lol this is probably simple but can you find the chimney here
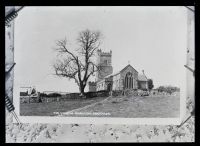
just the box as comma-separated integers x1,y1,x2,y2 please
142,70,148,79
142,70,144,75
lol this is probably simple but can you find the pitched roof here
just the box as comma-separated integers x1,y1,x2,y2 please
120,64,138,73
102,64,138,79
98,64,140,82
138,74,148,81
112,64,138,77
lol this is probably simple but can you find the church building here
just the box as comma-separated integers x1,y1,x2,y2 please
88,49,149,92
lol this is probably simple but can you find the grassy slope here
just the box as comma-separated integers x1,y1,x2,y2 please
68,93,180,118
20,93,180,118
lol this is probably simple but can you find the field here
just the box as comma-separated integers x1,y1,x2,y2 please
20,92,180,118
66,93,180,118
20,96,108,116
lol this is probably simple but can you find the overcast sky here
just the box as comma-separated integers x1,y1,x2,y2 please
14,6,187,92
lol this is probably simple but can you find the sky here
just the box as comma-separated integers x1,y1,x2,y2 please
14,6,187,92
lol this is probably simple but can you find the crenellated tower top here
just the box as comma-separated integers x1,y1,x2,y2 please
96,49,113,81
97,49,112,56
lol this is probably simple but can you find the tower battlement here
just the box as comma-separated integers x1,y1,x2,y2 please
97,49,112,56
96,49,113,81
88,81,96,85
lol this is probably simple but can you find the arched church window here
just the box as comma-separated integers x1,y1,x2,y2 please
132,77,133,88
104,60,107,65
126,76,128,88
130,77,132,89
125,72,133,89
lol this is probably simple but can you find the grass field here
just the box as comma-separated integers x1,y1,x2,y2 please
20,96,108,116
20,93,180,118
65,93,180,118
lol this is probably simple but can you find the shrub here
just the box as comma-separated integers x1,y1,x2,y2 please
157,86,180,95
147,79,154,90
112,101,119,104
137,89,150,96
112,90,123,97
124,89,138,96
123,98,128,101
96,90,109,97
40,93,48,97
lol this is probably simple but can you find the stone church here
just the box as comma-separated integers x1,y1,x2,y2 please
88,49,149,92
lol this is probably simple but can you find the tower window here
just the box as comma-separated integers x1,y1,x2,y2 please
104,60,108,65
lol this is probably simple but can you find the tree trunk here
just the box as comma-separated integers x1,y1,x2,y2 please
79,85,86,98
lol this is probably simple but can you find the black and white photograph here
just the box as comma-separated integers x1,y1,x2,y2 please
10,6,190,124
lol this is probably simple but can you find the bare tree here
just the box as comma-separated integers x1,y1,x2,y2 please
53,29,101,96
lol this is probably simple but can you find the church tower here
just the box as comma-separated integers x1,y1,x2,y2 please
96,49,113,81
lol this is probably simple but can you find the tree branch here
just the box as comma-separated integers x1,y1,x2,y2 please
53,29,102,95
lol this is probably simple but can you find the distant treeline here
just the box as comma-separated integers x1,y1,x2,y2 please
156,86,180,94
